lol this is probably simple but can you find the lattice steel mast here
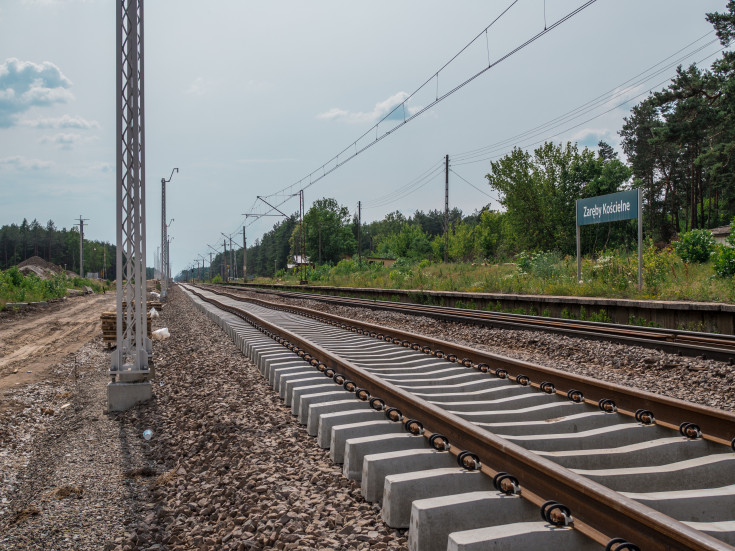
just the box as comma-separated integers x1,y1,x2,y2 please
112,0,150,376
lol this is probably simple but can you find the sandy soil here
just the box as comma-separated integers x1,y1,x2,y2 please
0,294,115,410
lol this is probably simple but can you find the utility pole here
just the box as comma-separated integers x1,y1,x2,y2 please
208,252,213,281
242,226,248,283
444,154,449,264
299,189,307,284
161,168,178,299
223,238,228,282
198,254,205,282
230,236,235,279
358,201,362,264
221,232,236,280
74,215,89,277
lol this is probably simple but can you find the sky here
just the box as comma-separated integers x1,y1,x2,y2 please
0,0,730,274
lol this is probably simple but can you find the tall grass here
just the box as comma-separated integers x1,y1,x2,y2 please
258,247,735,303
0,266,107,310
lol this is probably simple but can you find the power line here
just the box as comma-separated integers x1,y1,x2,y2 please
451,34,726,166
244,0,598,222
362,162,444,210
449,168,498,202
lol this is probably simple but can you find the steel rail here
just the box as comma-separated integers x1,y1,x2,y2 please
204,285,735,446
221,283,735,361
186,286,734,551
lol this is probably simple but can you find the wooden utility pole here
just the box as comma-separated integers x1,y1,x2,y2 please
75,215,89,277
223,238,228,282
444,155,449,263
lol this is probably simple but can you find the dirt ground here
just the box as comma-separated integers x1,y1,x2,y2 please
0,293,115,407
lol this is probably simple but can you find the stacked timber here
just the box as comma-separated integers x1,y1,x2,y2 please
101,311,152,348
121,300,163,311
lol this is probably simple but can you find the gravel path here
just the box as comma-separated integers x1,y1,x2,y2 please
234,290,735,412
0,337,147,550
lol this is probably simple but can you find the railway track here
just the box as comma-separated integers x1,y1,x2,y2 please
217,283,735,362
181,284,735,551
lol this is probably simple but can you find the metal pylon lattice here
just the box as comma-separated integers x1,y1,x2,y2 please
112,0,150,376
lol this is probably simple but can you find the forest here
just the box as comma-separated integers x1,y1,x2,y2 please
0,218,115,277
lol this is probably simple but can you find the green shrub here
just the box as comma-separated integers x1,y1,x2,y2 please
673,229,716,263
713,245,735,277
212,274,223,283
516,251,562,278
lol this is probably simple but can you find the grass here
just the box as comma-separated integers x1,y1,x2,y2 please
0,265,110,311
251,247,735,304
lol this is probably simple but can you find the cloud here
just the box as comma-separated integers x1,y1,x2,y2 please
0,58,74,128
318,91,421,124
21,114,99,129
0,155,53,170
570,127,613,145
38,132,97,149
186,76,211,96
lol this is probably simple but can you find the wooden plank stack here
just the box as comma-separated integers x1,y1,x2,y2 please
101,312,152,348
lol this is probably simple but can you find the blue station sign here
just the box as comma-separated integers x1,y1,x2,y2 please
576,189,639,226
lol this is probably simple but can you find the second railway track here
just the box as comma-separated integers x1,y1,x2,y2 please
182,284,735,551
217,283,735,363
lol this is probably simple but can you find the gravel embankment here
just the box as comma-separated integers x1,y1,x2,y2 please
2,286,408,550
237,291,735,412
116,285,407,551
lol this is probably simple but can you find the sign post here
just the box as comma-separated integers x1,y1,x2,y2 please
575,189,642,289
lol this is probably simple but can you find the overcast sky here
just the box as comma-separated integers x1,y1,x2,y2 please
0,0,728,273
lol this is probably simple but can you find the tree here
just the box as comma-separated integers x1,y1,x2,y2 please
297,198,356,265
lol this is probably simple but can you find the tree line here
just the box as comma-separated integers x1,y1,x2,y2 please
0,218,116,277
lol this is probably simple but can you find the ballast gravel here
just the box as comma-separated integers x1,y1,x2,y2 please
237,290,735,413
114,285,408,551
1,285,408,550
